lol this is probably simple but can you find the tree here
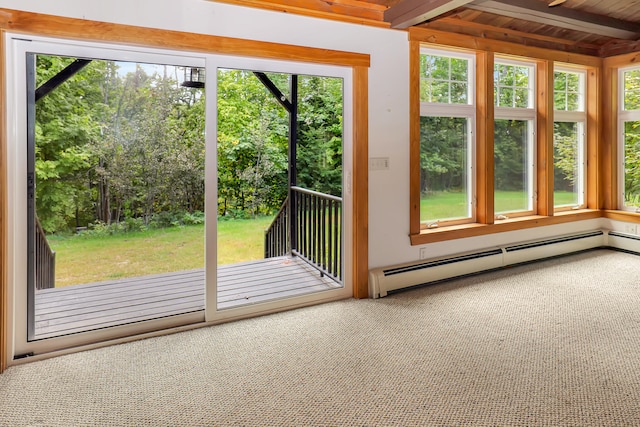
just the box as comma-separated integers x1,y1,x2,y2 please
35,55,109,232
296,75,343,196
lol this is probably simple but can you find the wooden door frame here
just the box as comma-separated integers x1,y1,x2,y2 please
0,8,370,372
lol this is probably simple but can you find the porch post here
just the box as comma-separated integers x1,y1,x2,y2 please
288,75,298,255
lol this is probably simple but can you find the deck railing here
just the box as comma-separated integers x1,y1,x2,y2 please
264,196,289,259
264,187,342,283
35,217,56,290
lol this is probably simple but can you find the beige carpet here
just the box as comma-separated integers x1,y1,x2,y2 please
2,249,640,426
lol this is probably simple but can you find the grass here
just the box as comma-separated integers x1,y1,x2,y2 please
420,190,578,222
47,216,273,287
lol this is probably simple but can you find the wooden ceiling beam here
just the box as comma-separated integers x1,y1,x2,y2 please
384,0,476,29
435,16,601,49
467,0,640,40
421,17,601,56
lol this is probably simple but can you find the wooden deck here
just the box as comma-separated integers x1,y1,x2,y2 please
34,256,340,339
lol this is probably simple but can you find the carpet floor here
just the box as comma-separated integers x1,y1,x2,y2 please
1,249,640,426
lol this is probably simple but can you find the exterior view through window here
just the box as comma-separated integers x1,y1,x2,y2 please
621,67,640,210
9,35,353,357
418,49,474,226
215,69,344,310
30,54,206,340
553,68,586,209
27,53,347,340
494,60,535,216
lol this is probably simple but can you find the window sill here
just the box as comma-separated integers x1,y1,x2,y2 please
410,209,602,245
602,210,640,222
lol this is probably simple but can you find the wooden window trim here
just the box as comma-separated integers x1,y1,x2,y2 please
410,209,602,245
537,59,554,216
494,57,537,218
417,48,476,227
208,0,389,28
0,29,6,374
0,9,370,68
410,34,604,245
0,8,371,372
552,65,590,212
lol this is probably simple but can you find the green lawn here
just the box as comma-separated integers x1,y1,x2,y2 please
420,191,577,222
47,216,273,287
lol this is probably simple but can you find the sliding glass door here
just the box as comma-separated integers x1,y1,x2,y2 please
205,54,353,323
6,35,353,358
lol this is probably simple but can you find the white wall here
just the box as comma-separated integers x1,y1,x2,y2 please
0,0,607,271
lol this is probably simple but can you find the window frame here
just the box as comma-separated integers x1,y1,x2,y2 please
418,47,477,228
618,64,640,212
553,66,587,211
493,57,537,218
409,32,602,246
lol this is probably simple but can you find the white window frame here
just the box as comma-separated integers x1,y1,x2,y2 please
494,58,536,217
5,33,354,360
554,66,586,210
618,65,640,212
419,47,476,226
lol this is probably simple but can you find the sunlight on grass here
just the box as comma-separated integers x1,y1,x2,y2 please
421,191,577,222
48,216,273,287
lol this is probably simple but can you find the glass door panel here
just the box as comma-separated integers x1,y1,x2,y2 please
207,56,352,320
26,49,207,341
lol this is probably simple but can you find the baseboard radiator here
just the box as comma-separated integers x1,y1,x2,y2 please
370,230,613,298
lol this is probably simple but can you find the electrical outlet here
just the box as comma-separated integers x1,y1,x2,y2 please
419,247,429,260
623,223,638,235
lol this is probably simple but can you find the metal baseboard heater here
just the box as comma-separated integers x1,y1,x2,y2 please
370,230,640,298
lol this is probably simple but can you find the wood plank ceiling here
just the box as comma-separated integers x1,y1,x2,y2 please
214,0,640,57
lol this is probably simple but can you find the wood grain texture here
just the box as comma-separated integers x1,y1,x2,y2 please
586,66,601,209
602,210,640,223
475,51,494,224
409,26,602,67
409,40,421,235
0,29,6,374
466,0,640,40
352,66,369,298
410,210,602,244
537,60,554,216
34,259,338,339
0,9,370,68
601,58,618,210
385,0,475,29
210,0,389,27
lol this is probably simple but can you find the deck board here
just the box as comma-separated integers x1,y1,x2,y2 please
33,256,340,339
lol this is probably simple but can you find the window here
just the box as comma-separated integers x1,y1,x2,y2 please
494,59,535,216
620,67,640,211
553,68,586,210
419,49,475,226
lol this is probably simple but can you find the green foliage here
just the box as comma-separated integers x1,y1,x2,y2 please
34,56,206,233
494,119,529,193
554,70,581,111
419,54,468,104
296,75,344,196
494,63,531,108
216,69,289,217
624,69,640,111
624,69,640,207
419,116,468,194
554,121,579,194
624,121,640,206
35,57,344,234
